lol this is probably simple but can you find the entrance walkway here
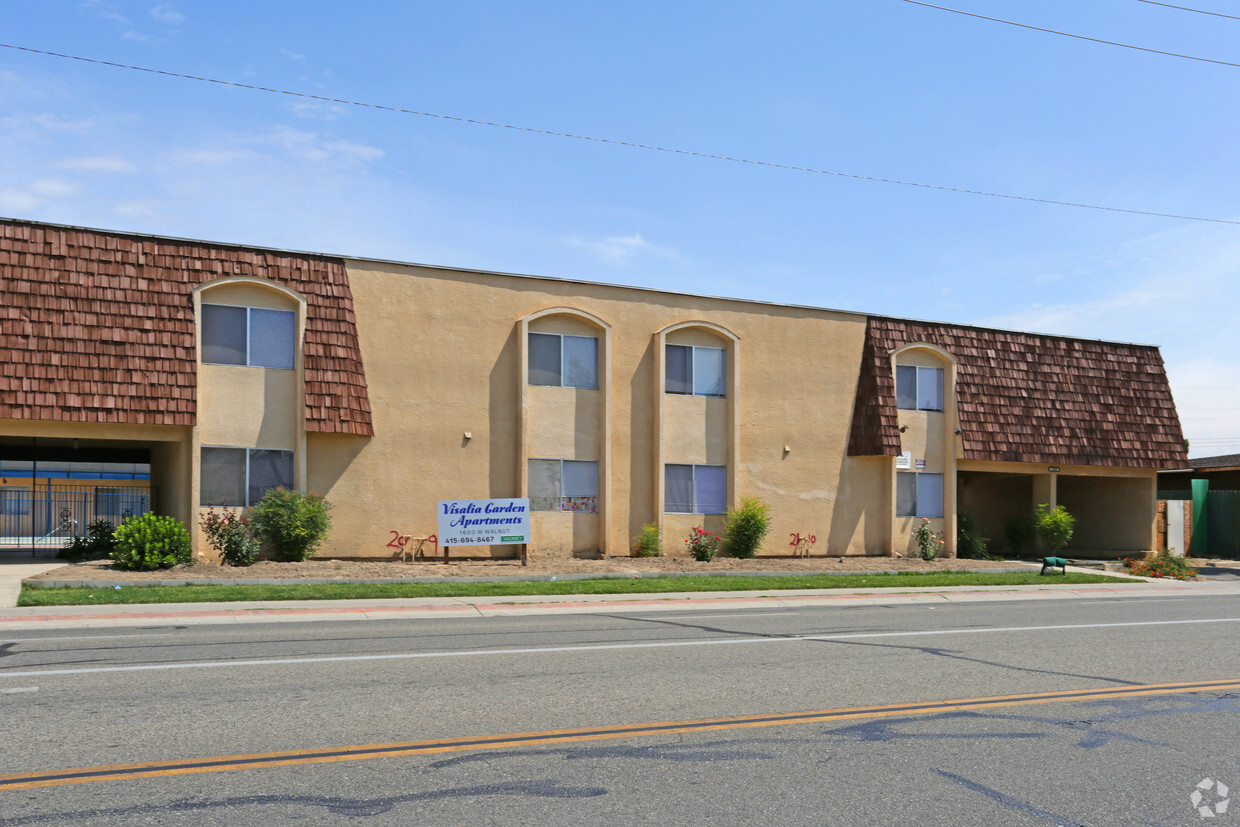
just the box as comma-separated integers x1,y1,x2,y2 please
0,554,68,607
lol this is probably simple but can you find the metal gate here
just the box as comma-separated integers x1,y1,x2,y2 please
0,485,154,552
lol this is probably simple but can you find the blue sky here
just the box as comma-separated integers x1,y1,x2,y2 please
2,1,1238,458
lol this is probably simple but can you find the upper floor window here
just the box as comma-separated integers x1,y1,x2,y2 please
666,345,726,397
529,333,598,389
201,304,296,370
896,365,943,412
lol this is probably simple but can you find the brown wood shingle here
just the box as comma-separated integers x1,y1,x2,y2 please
848,316,1187,469
0,219,372,435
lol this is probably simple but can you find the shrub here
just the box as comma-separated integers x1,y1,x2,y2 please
1004,514,1036,554
111,514,193,571
1034,504,1075,554
685,526,720,562
632,523,662,557
1121,549,1197,580
60,519,117,562
200,509,260,567
956,511,989,559
722,497,771,558
249,488,333,562
913,518,944,560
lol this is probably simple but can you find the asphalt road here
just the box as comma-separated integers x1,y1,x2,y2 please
2,593,1238,825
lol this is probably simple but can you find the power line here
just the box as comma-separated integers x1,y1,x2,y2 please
3,41,1240,226
1137,0,1240,22
904,0,1240,68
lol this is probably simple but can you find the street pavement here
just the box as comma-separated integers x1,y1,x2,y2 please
3,590,1239,824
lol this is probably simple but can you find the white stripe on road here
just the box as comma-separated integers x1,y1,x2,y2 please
2,616,1238,679
0,686,39,694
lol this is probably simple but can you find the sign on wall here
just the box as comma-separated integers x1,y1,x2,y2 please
896,452,912,469
438,498,530,546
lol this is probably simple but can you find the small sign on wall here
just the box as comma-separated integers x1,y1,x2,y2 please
915,458,926,469
438,498,530,546
896,451,912,470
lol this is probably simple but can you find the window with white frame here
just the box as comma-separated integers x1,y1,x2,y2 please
528,459,599,512
666,344,726,397
528,333,599,389
201,304,296,369
664,464,727,514
896,471,944,518
200,447,294,507
896,365,944,412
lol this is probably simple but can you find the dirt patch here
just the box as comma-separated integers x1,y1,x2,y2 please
28,554,1024,582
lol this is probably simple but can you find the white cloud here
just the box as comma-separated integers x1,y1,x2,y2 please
569,233,679,265
322,140,384,163
149,3,184,24
0,112,96,135
0,179,81,212
287,100,346,121
56,156,137,173
281,49,307,62
164,148,262,166
80,0,128,25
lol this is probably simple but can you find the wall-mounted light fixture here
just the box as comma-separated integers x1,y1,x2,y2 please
898,425,909,433
954,427,963,435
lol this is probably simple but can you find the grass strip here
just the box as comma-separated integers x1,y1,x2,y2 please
18,570,1125,606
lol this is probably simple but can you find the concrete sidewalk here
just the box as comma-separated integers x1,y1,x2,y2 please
0,554,67,608
2,574,1237,631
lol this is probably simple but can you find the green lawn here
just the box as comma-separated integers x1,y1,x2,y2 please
18,570,1126,606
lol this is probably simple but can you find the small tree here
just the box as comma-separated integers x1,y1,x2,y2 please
111,514,193,570
249,488,333,562
913,518,944,560
722,497,771,558
1035,504,1074,554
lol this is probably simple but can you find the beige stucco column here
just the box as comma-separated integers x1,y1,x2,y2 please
1033,472,1057,510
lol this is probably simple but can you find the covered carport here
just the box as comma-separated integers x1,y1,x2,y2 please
957,464,1156,558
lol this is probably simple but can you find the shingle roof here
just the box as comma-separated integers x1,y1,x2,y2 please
1186,453,1240,470
0,219,372,435
848,316,1187,469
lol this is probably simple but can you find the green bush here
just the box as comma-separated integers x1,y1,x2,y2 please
200,509,260,567
60,519,117,562
1004,514,1036,554
956,511,989,559
1034,504,1074,553
632,523,662,557
249,488,333,562
685,527,720,562
110,514,193,571
722,497,771,558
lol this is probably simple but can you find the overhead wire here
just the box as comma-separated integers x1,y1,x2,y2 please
903,0,1240,68
1136,0,1240,22
2,41,1239,226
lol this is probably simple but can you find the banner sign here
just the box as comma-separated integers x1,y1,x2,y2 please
438,498,530,546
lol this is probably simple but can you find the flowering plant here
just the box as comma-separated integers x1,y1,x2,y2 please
1120,549,1196,580
686,526,720,561
913,518,944,561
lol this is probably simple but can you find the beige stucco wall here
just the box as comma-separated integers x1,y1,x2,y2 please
305,259,879,559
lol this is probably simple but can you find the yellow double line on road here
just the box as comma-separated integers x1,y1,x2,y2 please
3,678,1237,791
